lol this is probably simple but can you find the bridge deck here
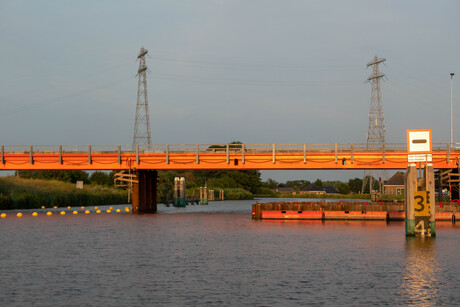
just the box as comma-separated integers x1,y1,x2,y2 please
1,143,459,170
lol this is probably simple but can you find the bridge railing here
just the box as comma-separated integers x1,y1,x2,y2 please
2,143,460,156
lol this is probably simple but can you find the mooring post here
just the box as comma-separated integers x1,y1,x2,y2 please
131,175,139,214
173,177,180,206
405,163,417,236
179,177,186,207
426,163,436,236
405,163,436,237
255,203,262,220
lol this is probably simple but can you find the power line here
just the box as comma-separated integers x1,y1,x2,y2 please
0,77,132,117
149,71,360,87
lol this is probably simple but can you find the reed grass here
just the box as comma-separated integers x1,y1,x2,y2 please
0,177,127,210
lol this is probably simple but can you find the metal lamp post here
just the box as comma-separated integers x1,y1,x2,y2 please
451,72,455,144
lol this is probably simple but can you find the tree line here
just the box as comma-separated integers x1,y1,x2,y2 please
16,170,381,196
263,176,381,194
16,170,116,186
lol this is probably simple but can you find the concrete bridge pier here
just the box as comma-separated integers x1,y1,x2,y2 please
131,170,158,214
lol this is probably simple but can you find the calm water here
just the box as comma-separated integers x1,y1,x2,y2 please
1,198,460,306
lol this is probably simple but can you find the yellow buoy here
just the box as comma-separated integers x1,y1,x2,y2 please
85,210,90,214
116,208,121,213
32,212,38,217
67,206,71,209
73,211,78,215
53,206,58,209
17,212,23,217
94,206,99,210
109,206,113,210
1,213,6,218
46,211,52,216
60,211,66,215
81,206,85,209
125,207,130,212
96,209,101,214
107,209,112,213
41,206,45,209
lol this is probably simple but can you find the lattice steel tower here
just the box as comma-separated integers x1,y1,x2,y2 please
133,47,151,145
362,56,387,194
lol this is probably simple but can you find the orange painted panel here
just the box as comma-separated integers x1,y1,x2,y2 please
261,210,323,220
323,211,387,220
435,212,454,221
388,211,405,220
1,150,460,170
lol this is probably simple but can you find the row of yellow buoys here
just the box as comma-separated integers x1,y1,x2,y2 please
1,207,130,218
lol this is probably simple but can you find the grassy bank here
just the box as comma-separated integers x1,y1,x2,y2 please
0,177,128,210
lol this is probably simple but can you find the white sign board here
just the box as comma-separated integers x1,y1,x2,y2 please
76,181,84,189
407,129,432,154
408,154,432,163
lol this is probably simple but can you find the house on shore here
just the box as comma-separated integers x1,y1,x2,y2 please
299,184,338,195
274,186,297,195
383,172,405,196
323,186,339,194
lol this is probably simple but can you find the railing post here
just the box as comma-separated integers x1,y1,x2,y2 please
136,145,139,165
59,145,62,164
303,143,307,164
118,145,121,164
166,145,169,164
447,143,450,164
382,143,385,164
272,144,276,164
350,143,354,164
334,143,338,164
242,144,245,164
226,144,229,164
88,145,92,164
1,145,4,164
196,144,199,164
30,145,33,165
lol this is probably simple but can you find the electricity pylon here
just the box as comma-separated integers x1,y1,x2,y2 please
362,56,388,195
115,47,151,202
133,47,151,145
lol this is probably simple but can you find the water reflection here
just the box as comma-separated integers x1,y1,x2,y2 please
402,237,440,305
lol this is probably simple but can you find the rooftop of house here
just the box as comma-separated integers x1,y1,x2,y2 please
384,171,405,186
301,184,338,194
277,186,296,192
301,184,324,192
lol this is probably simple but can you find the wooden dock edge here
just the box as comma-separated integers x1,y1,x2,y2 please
252,202,459,223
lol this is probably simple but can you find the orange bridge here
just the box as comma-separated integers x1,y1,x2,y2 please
1,143,459,171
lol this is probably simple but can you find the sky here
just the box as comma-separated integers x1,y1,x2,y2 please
0,0,459,183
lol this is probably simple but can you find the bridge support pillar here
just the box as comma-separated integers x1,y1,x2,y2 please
405,163,435,237
131,170,157,214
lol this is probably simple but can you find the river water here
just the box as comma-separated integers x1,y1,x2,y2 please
1,198,460,306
